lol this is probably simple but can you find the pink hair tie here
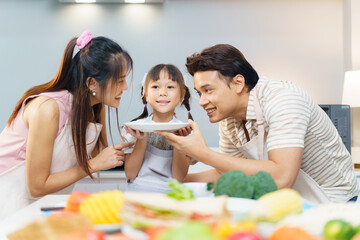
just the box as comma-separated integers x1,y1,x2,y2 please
76,30,92,50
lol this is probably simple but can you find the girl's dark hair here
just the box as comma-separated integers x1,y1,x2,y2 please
186,44,259,91
8,35,133,177
132,64,193,121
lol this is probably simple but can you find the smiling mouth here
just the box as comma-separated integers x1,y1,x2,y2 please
157,101,170,106
205,107,216,115
115,95,121,100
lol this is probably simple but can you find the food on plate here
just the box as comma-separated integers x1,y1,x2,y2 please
7,211,93,240
215,170,254,198
249,171,278,200
145,226,169,240
207,182,215,191
65,191,91,212
227,232,263,240
352,233,360,240
121,192,228,228
59,229,105,240
278,202,360,236
248,188,303,223
155,221,217,240
323,219,355,240
167,179,195,200
355,225,360,235
268,226,319,240
212,220,257,239
79,190,124,224
213,170,278,199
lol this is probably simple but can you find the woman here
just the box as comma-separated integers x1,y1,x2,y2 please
0,30,134,218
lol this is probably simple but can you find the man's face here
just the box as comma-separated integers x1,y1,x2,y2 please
194,71,239,123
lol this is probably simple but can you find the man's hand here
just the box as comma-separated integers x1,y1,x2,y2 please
156,120,208,159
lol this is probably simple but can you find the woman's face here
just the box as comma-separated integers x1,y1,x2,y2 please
90,75,128,108
104,76,128,108
145,69,184,122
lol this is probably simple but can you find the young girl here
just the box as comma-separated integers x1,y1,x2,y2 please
123,64,193,193
0,30,134,218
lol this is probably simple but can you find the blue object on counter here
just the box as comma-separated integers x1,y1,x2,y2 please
302,202,313,211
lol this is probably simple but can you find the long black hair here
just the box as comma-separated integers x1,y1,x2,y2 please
8,35,133,177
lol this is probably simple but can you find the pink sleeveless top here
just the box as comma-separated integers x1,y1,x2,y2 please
0,90,71,174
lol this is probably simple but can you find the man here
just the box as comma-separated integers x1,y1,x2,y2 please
157,44,359,203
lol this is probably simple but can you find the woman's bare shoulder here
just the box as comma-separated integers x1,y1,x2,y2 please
23,96,60,127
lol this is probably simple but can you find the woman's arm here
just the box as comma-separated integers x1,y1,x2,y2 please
171,149,191,182
123,126,148,180
24,97,131,197
24,97,89,197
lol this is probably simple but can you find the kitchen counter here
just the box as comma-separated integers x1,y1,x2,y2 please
0,194,68,239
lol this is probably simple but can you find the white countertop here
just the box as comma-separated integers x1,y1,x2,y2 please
0,194,68,239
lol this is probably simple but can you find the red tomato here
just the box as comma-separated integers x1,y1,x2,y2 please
145,226,168,240
190,212,211,220
228,232,263,240
65,192,91,212
142,209,157,218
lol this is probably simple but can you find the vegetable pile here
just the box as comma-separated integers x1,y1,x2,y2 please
166,179,195,200
209,170,278,199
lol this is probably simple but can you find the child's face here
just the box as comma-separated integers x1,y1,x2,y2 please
145,70,184,121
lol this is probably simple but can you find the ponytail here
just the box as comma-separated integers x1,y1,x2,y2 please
182,86,193,120
131,87,149,121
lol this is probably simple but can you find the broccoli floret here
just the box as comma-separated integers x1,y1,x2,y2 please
249,171,278,199
206,182,215,191
214,170,254,198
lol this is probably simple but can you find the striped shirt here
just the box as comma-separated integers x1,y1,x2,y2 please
219,77,359,202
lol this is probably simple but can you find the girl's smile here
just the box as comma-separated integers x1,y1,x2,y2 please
145,69,183,122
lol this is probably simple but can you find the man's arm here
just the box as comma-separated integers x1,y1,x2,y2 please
157,120,302,188
183,169,222,183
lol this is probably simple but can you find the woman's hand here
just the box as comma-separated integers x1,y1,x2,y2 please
124,126,148,140
89,142,134,172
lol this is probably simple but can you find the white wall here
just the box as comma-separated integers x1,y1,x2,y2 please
350,0,360,69
0,0,344,147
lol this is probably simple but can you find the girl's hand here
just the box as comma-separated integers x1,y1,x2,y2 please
174,125,192,136
89,142,134,171
124,125,148,140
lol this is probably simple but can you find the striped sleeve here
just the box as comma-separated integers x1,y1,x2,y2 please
265,89,311,151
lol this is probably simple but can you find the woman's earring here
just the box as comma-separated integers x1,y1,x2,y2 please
91,90,96,96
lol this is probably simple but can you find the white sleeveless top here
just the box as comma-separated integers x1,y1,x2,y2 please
0,90,102,218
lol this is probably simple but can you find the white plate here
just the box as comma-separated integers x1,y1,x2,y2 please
94,223,122,233
226,197,256,215
124,122,189,132
184,183,214,198
95,224,148,239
